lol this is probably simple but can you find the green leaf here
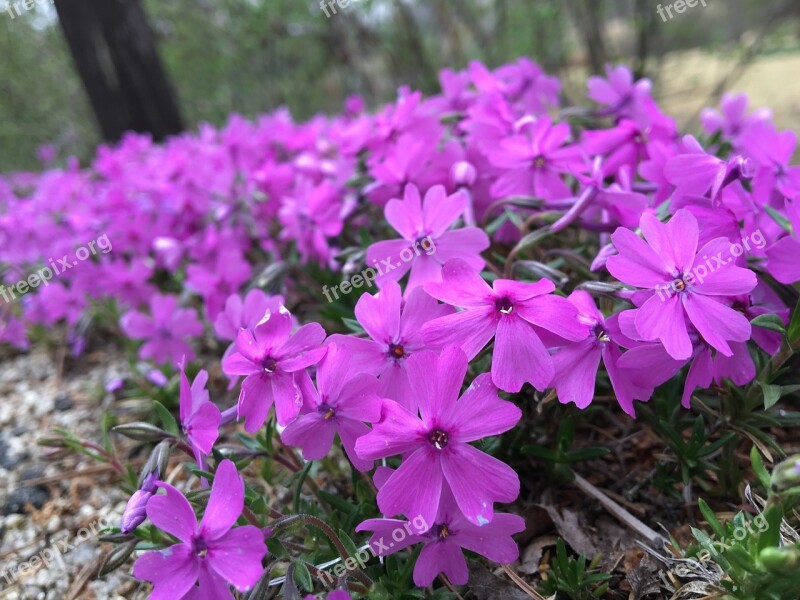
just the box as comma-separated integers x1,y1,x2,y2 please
750,446,771,489
787,298,800,345
153,401,180,437
293,561,314,592
698,498,727,539
341,317,365,334
764,204,792,232
565,447,610,463
318,489,359,515
750,313,786,334
337,529,361,560
511,225,553,255
520,445,559,461
758,382,782,410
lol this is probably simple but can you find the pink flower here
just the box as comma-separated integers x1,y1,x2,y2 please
221,308,326,430
355,347,521,528
365,184,489,293
121,295,204,365
357,487,525,587
551,291,655,417
766,198,800,284
133,460,267,599
606,210,756,360
281,344,383,472
179,365,221,460
488,115,584,200
327,281,453,412
422,259,589,392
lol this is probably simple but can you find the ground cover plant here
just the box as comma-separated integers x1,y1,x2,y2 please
1,59,799,599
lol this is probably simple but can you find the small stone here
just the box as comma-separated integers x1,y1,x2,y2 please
2,485,50,515
54,393,73,412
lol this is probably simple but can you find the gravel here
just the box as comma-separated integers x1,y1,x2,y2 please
0,347,140,599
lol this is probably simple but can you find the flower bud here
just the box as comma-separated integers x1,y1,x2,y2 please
770,455,800,494
120,488,153,534
450,161,477,189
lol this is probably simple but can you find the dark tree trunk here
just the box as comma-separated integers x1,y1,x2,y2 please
53,0,183,143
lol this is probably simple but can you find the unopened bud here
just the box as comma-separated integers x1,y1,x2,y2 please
120,488,154,534
113,422,172,442
450,161,477,188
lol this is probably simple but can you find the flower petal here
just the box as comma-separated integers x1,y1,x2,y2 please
133,545,199,600
682,293,751,357
441,444,519,527
199,460,244,541
147,483,197,543
493,316,553,392
447,373,520,442
377,447,443,527
207,526,268,592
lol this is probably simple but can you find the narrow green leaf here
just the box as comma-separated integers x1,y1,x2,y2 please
293,561,314,592
750,313,786,334
758,382,782,410
750,446,772,489
153,401,180,437
698,498,727,539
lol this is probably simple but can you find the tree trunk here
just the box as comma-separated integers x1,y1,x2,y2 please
53,0,183,143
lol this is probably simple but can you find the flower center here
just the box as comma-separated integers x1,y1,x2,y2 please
593,324,610,343
495,297,514,315
261,357,277,373
320,403,336,420
429,429,449,450
435,523,450,539
388,343,405,359
533,155,546,169
193,537,208,558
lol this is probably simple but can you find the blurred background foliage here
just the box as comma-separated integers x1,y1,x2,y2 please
1,0,799,171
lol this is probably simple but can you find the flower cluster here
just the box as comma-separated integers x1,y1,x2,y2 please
2,58,799,598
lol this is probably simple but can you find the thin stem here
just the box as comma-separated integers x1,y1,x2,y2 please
572,472,663,546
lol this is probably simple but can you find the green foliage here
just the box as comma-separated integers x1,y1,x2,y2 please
521,415,610,482
677,452,800,600
538,538,611,600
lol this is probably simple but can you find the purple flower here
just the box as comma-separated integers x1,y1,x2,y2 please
179,365,221,460
422,259,589,392
186,248,252,321
487,115,583,200
357,487,525,587
587,64,675,131
606,210,756,360
133,460,267,599
680,340,754,408
355,347,521,528
121,295,204,365
327,281,453,412
221,308,326,430
213,290,285,342
365,184,489,293
278,179,346,267
551,291,655,417
280,344,383,472
700,93,772,140
766,198,800,284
